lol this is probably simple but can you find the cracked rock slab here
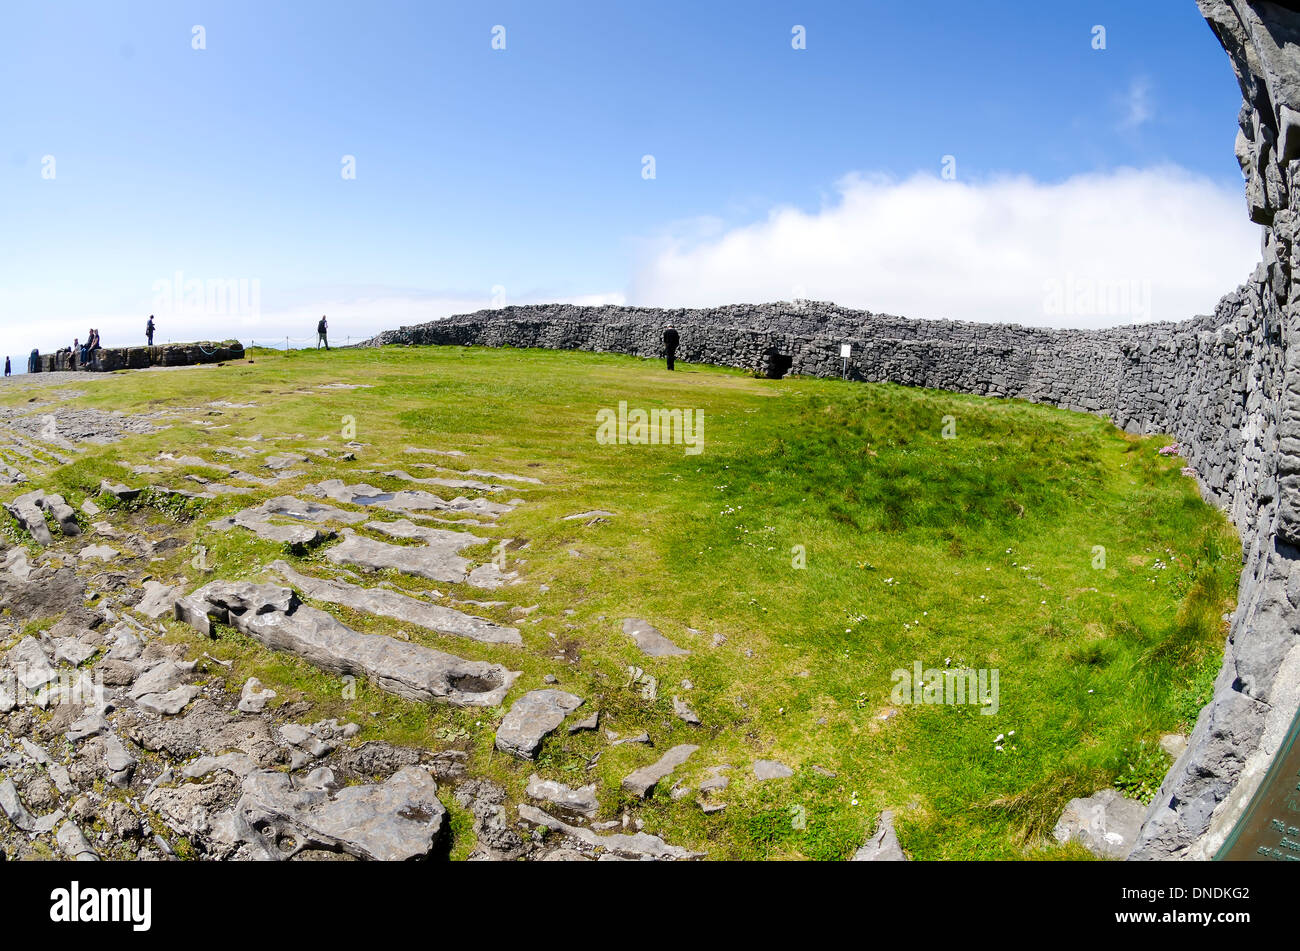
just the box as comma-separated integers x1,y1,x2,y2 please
325,523,483,584
233,765,446,861
208,495,365,547
270,560,521,645
495,689,584,758
181,580,519,706
309,479,501,517
56,820,99,860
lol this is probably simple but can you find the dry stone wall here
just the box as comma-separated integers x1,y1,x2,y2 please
367,0,1300,860
28,341,244,374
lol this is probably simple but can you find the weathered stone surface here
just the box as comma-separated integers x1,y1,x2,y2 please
99,480,141,501
231,765,446,861
0,779,38,831
382,468,514,496
6,636,57,690
5,490,54,545
517,804,704,860
495,689,584,758
673,695,701,725
309,479,508,518
78,544,119,562
180,580,519,706
622,744,699,798
622,618,688,657
56,820,99,860
561,510,615,521
1053,789,1146,860
269,560,521,645
325,525,479,584
208,496,364,547
852,810,909,861
136,580,181,619
752,759,794,781
238,676,277,713
138,684,202,716
5,489,81,545
526,774,600,817
102,733,137,786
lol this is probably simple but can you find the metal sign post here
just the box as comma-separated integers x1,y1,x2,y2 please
840,343,851,379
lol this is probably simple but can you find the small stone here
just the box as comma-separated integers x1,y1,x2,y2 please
752,759,794,781
622,618,688,657
852,810,909,861
672,696,701,725
621,744,699,798
238,677,277,714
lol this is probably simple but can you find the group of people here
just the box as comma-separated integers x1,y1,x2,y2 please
73,328,104,368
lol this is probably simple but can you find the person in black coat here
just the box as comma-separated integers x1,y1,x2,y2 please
3,357,10,378
663,324,679,371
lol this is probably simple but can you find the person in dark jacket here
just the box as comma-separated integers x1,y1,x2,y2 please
3,357,10,378
317,316,330,350
663,324,679,371
146,315,155,346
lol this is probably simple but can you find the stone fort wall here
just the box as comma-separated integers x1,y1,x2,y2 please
27,340,244,374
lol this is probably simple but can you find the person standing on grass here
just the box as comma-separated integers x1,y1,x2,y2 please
146,315,155,346
3,357,10,378
317,315,330,350
663,323,679,371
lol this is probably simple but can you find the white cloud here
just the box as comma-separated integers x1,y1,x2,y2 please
627,166,1260,327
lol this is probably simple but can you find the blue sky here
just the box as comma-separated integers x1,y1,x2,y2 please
0,0,1260,363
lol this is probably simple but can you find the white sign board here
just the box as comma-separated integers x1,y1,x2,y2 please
840,343,852,358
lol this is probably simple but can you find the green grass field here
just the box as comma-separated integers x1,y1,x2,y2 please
0,345,1239,860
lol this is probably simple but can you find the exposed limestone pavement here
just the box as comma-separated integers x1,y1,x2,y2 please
176,581,520,707
0,409,710,862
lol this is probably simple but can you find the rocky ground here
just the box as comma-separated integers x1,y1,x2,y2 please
0,381,908,862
